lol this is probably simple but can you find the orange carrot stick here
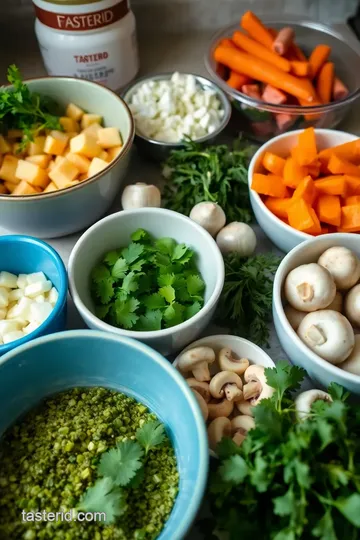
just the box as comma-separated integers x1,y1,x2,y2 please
219,38,237,49
308,44,331,79
292,175,317,206
262,85,287,104
328,153,360,177
232,31,291,72
315,176,348,197
287,198,316,232
213,46,314,102
318,140,360,165
262,152,286,175
272,27,294,56
345,175,360,195
265,197,292,218
252,173,290,198
283,157,308,188
333,77,349,101
240,11,274,48
315,194,341,226
292,44,307,61
291,61,310,77
316,62,334,104
226,71,250,89
291,127,317,166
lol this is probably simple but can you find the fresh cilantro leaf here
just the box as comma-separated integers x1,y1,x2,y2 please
157,274,175,287
312,510,337,540
111,258,128,279
216,437,242,459
284,458,311,489
273,530,296,540
328,382,350,401
92,264,110,283
136,420,166,454
156,252,171,267
131,259,146,272
136,310,163,331
315,418,334,450
273,487,294,517
159,285,176,304
113,297,139,329
143,293,166,310
103,250,121,267
335,493,360,527
155,237,176,255
321,401,347,424
95,277,114,304
265,361,305,406
171,243,188,261
184,301,202,320
122,271,140,294
163,303,185,327
219,455,248,484
327,464,349,488
249,453,271,492
78,477,125,524
131,229,151,242
127,466,145,488
122,243,144,264
186,274,205,296
99,440,144,486
95,304,110,320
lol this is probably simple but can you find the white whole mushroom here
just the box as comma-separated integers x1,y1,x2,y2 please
297,310,355,365
344,283,360,327
318,246,360,291
121,182,161,210
295,389,333,421
340,334,360,376
189,202,226,237
216,222,257,256
284,263,336,312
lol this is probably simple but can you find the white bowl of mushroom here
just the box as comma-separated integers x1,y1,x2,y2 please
173,334,275,456
273,233,360,395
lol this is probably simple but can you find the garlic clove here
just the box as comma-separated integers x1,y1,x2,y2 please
216,222,257,256
121,182,161,210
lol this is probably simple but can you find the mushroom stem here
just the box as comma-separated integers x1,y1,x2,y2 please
243,381,262,400
232,432,246,446
192,363,211,382
306,324,327,346
224,384,243,402
296,282,314,301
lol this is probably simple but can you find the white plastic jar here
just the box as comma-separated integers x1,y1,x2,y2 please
33,0,139,92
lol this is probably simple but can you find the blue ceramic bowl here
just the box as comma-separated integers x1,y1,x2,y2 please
0,235,68,356
0,330,208,540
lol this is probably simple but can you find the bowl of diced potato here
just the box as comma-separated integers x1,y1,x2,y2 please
0,74,135,238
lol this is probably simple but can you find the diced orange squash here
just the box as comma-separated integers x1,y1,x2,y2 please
43,182,58,193
345,195,360,206
315,194,341,226
4,182,17,193
97,127,122,149
66,103,85,121
49,159,79,189
7,129,23,139
328,153,360,177
303,208,321,235
264,197,291,219
0,183,7,194
305,160,321,179
341,204,360,232
291,127,317,166
28,136,46,156
107,146,123,161
345,175,360,195
0,155,20,183
88,157,109,177
59,117,80,133
283,157,307,188
70,133,101,158
262,152,286,176
292,175,316,206
26,154,52,169
44,131,69,155
252,173,289,198
83,123,102,137
81,114,102,130
318,139,360,166
65,152,90,174
314,176,347,197
12,180,38,196
287,198,316,232
15,159,49,188
0,135,11,154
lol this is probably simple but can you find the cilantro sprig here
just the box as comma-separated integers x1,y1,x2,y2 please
91,229,205,331
207,363,360,540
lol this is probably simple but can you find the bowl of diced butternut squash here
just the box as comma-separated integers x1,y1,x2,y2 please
248,127,360,252
0,73,134,238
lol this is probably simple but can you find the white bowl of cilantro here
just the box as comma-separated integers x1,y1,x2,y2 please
68,208,225,355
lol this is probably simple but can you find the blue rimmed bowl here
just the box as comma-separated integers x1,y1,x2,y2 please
0,235,68,355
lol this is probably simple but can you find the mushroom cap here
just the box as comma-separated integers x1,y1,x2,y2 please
209,371,243,399
340,334,360,376
231,415,255,434
244,364,275,403
186,378,211,402
192,389,208,422
284,304,307,331
218,347,249,375
318,246,360,291
295,389,332,420
344,284,360,327
208,398,234,419
297,310,355,365
327,291,343,314
216,222,257,256
178,346,216,371
235,400,254,416
207,417,231,450
189,202,226,237
284,263,336,312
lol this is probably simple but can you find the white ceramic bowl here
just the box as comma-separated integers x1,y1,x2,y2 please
0,77,134,238
248,129,357,253
68,208,225,355
273,233,360,394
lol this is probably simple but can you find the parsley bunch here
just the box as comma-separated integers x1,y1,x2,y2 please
0,65,62,151
207,362,360,540
78,420,166,524
216,252,281,347
162,138,256,223
91,229,205,331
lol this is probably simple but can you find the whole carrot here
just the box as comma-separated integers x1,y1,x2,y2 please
214,45,314,101
226,71,250,89
308,44,331,79
272,27,294,56
333,77,349,100
240,11,274,48
291,61,310,77
232,31,291,72
316,62,335,103
219,38,237,49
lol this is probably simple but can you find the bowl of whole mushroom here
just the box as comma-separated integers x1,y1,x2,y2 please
173,334,275,456
273,233,360,394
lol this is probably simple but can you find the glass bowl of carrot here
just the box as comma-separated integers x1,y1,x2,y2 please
205,12,360,142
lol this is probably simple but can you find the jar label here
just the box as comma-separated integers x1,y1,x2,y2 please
34,0,129,31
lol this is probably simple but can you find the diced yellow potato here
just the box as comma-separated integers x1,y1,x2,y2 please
0,183,8,194
81,113,102,130
60,117,80,133
49,159,79,189
0,155,20,183
12,181,38,196
12,143,27,158
70,133,101,158
15,159,49,188
97,127,122,149
43,182,58,193
88,157,108,178
4,182,18,193
65,152,90,174
55,156,66,165
82,122,102,137
98,150,109,161
44,131,69,155
64,180,80,188
26,155,52,169
28,136,46,156
66,103,85,121
79,173,88,181
107,145,123,161
67,132,79,140
0,135,11,154
7,129,23,139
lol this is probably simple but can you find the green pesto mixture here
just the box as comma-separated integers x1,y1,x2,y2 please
0,387,179,540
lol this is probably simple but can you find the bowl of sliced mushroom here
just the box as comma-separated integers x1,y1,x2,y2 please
273,233,360,395
174,334,275,456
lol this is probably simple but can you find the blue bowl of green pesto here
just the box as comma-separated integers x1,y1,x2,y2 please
0,330,208,540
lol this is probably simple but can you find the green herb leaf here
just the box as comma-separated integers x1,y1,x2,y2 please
186,274,205,296
111,258,128,279
98,440,144,486
95,304,110,320
143,293,166,310
184,301,202,320
122,243,144,264
157,274,175,287
159,285,176,304
219,455,248,484
312,510,337,540
91,264,110,283
155,237,176,255
103,250,121,267
78,477,125,524
273,487,294,517
95,277,114,304
136,420,166,454
136,310,163,331
131,229,151,242
335,494,360,527
113,297,139,329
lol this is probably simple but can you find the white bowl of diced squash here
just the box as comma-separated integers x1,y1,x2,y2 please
0,77,135,238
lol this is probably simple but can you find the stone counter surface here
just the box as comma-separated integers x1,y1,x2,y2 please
1,22,360,538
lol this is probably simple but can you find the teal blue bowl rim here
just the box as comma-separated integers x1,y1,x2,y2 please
0,329,209,539
0,235,68,355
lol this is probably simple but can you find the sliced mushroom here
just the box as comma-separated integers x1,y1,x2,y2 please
344,284,360,327
284,304,307,331
208,398,234,420
218,347,249,375
177,346,216,382
186,378,211,402
207,417,231,451
284,263,336,312
318,246,360,291
297,310,355,365
231,415,255,446
192,389,208,422
295,389,333,420
235,400,254,416
209,371,243,402
327,291,343,313
340,334,360,376
243,365,275,405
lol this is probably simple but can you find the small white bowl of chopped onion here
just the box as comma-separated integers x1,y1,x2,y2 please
123,72,231,161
